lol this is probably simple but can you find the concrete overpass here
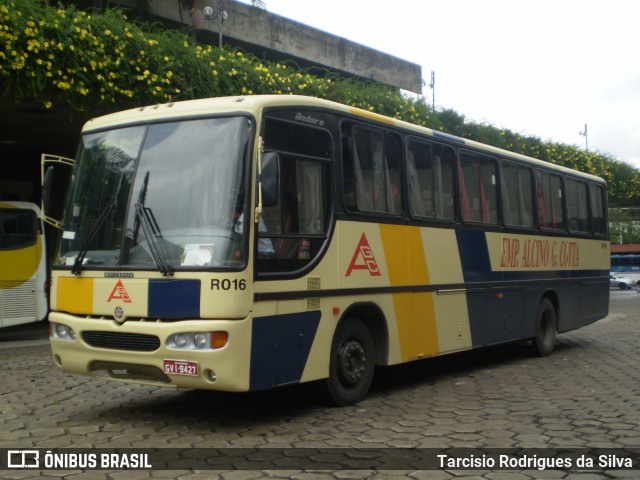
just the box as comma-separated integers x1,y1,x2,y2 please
115,0,423,94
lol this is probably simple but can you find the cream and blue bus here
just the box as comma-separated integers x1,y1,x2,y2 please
0,201,48,329
45,95,609,405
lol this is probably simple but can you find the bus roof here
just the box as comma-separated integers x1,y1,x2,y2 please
83,95,606,185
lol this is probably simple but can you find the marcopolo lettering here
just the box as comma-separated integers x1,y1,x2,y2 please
294,112,324,126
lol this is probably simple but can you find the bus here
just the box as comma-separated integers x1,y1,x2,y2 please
44,95,609,405
611,254,640,273
0,201,48,329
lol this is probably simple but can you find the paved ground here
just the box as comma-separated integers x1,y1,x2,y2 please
1,290,639,479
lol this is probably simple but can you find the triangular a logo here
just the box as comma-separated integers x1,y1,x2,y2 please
346,233,381,276
107,280,132,303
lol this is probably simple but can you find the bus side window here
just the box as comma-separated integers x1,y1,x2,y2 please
259,116,331,274
435,145,455,220
537,171,565,230
589,183,607,236
260,157,328,267
407,139,434,217
407,139,455,220
501,161,534,228
459,152,498,224
566,178,590,233
0,208,37,249
341,130,357,210
343,124,402,215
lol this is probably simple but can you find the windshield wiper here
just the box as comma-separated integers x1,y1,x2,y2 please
134,172,174,276
72,174,125,275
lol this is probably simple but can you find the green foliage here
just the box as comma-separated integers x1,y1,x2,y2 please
1,0,639,203
609,208,640,244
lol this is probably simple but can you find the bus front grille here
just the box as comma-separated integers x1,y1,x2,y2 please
82,331,161,352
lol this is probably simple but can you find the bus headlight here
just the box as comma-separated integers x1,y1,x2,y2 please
174,333,188,348
194,333,208,349
51,322,76,340
166,332,228,350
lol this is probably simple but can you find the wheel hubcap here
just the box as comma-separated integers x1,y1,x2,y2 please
338,339,367,385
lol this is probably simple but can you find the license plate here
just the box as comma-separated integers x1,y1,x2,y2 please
163,359,199,376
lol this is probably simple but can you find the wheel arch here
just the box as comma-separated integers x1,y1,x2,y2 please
340,302,389,365
530,291,559,357
539,289,560,330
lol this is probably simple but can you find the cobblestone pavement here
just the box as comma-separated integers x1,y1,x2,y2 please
1,292,639,479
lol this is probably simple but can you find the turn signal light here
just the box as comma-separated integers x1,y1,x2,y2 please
211,331,228,349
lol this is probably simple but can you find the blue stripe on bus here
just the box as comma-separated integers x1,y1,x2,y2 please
148,279,200,318
455,230,514,346
250,311,321,391
455,229,609,348
455,229,607,282
456,230,501,283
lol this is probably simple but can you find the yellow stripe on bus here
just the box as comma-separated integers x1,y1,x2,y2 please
0,237,42,284
380,224,439,361
421,228,473,354
57,277,94,315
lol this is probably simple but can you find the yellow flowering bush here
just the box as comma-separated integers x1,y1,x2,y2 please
0,0,638,201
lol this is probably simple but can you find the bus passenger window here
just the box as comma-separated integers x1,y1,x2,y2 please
459,153,498,224
435,146,455,220
537,171,565,230
407,140,434,217
501,162,534,228
407,140,455,220
343,124,402,215
566,178,589,232
590,184,607,236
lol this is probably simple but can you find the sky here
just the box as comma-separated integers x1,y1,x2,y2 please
237,0,640,169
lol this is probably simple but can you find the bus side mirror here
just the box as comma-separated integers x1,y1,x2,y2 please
261,152,279,207
42,166,54,212
41,154,74,229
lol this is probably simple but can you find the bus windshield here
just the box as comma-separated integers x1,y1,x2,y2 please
56,116,250,272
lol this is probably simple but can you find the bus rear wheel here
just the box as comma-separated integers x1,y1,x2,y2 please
324,317,375,406
531,298,557,357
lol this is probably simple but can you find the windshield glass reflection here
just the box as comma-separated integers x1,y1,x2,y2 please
56,116,250,271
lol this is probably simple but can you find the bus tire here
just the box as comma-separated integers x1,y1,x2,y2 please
324,317,375,406
531,298,557,357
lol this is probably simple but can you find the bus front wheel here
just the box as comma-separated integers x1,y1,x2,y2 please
531,298,557,357
324,317,375,406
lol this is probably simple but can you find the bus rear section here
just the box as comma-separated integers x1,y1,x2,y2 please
0,202,48,328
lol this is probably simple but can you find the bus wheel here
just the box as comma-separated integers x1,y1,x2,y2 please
325,317,375,406
531,298,557,357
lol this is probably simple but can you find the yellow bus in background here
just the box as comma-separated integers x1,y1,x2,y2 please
0,201,48,328
44,95,609,405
